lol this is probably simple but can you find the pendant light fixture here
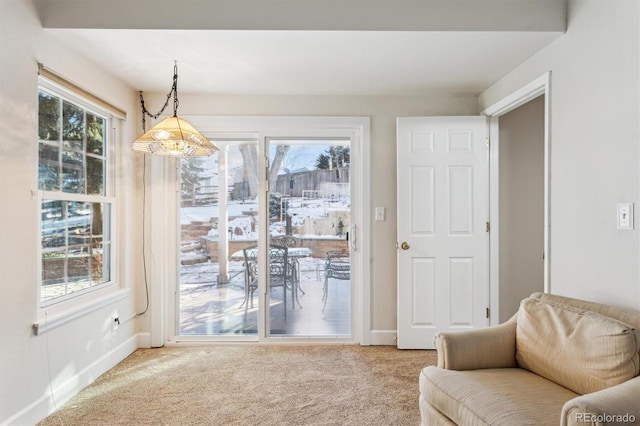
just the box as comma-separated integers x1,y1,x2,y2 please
133,62,217,156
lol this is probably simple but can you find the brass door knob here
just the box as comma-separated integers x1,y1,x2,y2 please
401,242,410,250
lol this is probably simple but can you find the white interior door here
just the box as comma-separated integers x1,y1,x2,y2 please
397,116,490,349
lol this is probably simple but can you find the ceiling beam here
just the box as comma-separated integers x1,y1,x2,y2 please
35,0,566,32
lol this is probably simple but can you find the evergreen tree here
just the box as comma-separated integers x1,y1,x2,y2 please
315,146,350,169
315,153,330,169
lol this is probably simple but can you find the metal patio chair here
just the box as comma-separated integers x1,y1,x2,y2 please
322,250,351,312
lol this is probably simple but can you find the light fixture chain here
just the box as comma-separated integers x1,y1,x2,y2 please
138,64,179,132
173,62,179,117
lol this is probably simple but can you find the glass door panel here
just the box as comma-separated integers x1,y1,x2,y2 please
178,141,259,336
267,139,352,337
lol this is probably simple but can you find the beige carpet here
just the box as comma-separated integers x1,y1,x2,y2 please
40,345,436,426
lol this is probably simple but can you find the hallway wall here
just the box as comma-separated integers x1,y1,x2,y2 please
499,95,545,321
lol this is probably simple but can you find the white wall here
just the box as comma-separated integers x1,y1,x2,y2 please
0,1,140,424
498,95,545,321
481,0,640,309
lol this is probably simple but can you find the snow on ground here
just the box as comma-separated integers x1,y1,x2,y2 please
180,200,259,224
180,196,350,285
181,197,348,224
287,198,349,226
181,197,350,240
180,260,245,286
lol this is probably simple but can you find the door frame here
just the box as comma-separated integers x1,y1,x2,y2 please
482,71,551,325
153,116,371,345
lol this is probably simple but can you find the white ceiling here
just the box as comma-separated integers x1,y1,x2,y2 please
48,29,561,96
39,0,565,96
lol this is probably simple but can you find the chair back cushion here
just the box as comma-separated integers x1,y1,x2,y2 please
516,297,640,395
529,292,640,330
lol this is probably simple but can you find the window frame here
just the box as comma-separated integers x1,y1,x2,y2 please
36,78,118,309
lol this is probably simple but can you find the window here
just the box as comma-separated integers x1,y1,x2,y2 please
38,84,114,305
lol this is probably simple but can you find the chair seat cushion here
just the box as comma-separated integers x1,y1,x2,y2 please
420,367,578,426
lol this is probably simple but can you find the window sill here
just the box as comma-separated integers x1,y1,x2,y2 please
33,288,131,335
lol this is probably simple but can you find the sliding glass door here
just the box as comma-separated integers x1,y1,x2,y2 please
177,135,353,339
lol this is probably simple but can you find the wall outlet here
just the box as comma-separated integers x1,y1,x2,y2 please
617,203,634,230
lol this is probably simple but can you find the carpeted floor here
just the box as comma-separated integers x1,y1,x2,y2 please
40,345,436,426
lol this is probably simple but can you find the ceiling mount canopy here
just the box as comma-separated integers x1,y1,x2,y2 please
133,62,217,157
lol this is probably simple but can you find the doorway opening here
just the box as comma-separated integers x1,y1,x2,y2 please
495,95,546,322
483,71,551,324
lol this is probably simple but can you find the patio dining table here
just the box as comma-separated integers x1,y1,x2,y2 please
230,246,312,260
232,246,312,313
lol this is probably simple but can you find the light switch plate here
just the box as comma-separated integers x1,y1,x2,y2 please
617,203,634,230
375,207,385,221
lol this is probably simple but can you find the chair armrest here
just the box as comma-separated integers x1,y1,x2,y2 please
561,376,640,426
434,318,517,370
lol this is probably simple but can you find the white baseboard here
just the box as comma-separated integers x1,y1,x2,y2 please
3,335,138,426
370,329,397,346
137,332,151,348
